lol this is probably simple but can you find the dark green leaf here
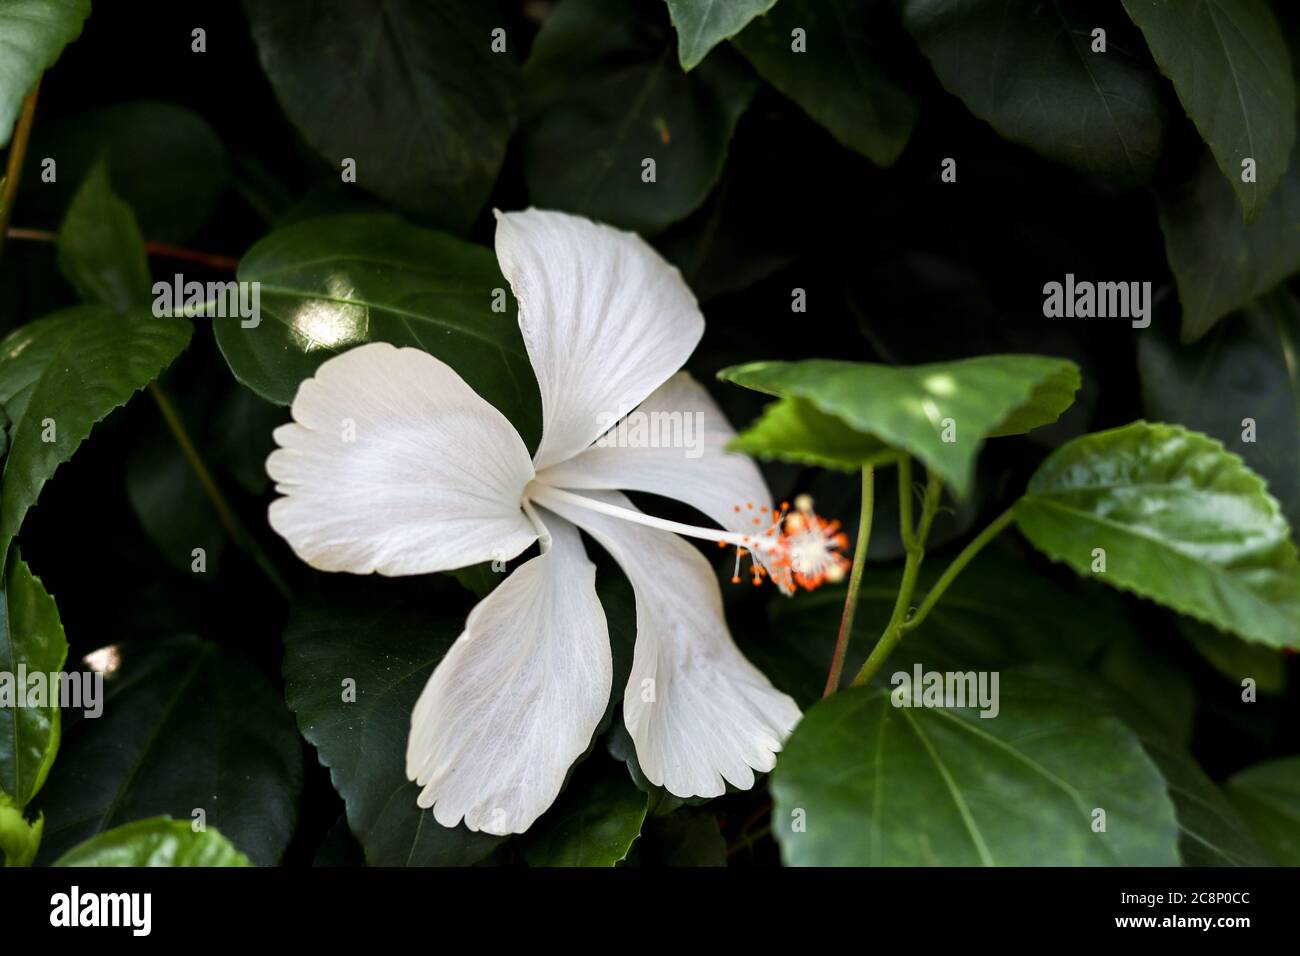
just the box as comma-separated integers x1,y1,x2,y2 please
522,760,647,866
654,175,794,303
637,810,726,866
719,355,1080,495
56,161,152,310
20,101,229,243
282,581,503,867
207,385,283,496
1149,744,1268,866
900,0,1166,183
1156,147,1300,342
1016,421,1300,649
1225,757,1300,865
1139,290,1300,527
1080,675,1270,867
1179,618,1286,694
0,554,66,807
53,817,252,867
664,0,775,70
522,0,757,234
34,636,302,867
0,306,192,562
125,420,226,579
733,0,918,165
1095,628,1196,747
1122,0,1296,222
770,672,1180,865
0,0,89,147
245,0,516,231
447,562,500,599
214,214,540,449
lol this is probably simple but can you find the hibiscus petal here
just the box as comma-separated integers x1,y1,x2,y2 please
405,513,612,835
538,490,801,798
267,342,537,575
494,209,704,470
537,372,776,541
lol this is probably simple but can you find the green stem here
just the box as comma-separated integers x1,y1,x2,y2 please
822,466,874,697
906,506,1016,633
0,81,40,263
895,457,915,552
914,469,943,544
148,382,293,600
850,462,941,688
851,553,920,687
851,501,1018,688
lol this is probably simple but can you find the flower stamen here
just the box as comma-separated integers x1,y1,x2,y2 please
525,482,848,594
779,495,850,590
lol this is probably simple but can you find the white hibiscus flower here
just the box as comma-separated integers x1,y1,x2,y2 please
265,209,847,835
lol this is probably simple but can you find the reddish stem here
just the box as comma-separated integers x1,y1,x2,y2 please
6,227,239,271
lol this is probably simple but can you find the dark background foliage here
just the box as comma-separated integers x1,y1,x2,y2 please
2,0,1297,866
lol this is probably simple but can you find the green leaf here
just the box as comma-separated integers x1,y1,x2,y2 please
447,562,499,599
728,396,897,471
522,761,648,866
1016,421,1300,649
663,0,776,70
33,636,302,867
770,672,1180,865
0,554,66,807
719,355,1080,495
732,0,918,166
206,384,283,496
1146,743,1268,867
0,792,42,866
1122,0,1296,223
125,419,226,579
1139,291,1300,528
1075,675,1270,867
213,214,540,449
53,817,252,867
899,0,1166,183
244,0,516,232
1225,757,1300,865
1095,627,1196,747
522,0,757,234
1179,618,1286,694
282,580,504,866
0,306,192,563
0,0,89,147
769,554,1254,865
637,810,726,866
56,161,152,310
20,101,230,243
1156,147,1300,342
